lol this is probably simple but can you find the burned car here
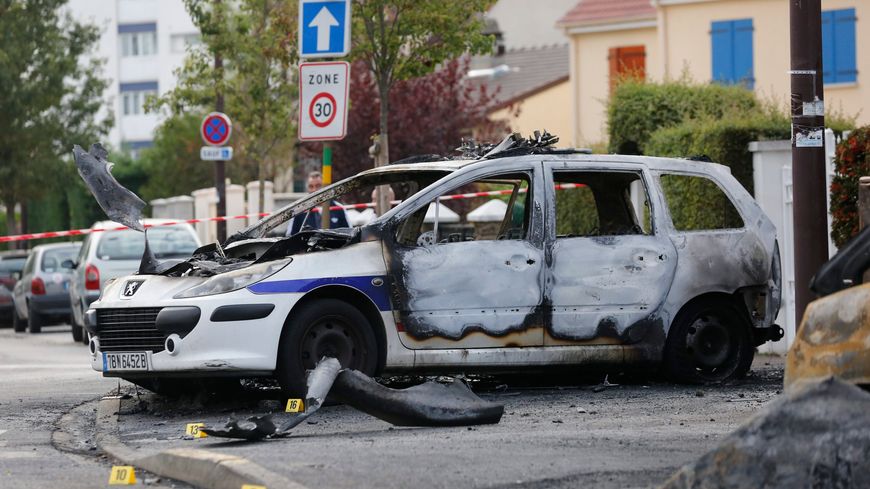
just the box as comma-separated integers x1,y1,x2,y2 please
84,136,782,394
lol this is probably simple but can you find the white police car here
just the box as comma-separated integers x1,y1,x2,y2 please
86,135,782,395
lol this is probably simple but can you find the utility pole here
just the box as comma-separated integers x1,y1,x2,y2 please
790,0,828,325
214,0,227,243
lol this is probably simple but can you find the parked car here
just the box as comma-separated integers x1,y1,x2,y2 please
68,220,201,343
85,142,783,395
0,250,29,327
12,242,81,333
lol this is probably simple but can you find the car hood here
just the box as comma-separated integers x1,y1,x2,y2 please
147,227,361,278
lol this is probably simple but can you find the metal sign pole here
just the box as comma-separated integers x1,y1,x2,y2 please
214,1,227,243
320,144,332,229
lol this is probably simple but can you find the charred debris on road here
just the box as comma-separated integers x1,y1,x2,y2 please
202,357,505,441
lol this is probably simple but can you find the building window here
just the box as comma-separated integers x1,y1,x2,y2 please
119,23,157,57
170,33,200,54
120,82,158,116
608,45,646,93
123,140,153,160
710,18,754,89
822,8,857,84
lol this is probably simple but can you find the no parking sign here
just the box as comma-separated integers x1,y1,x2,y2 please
201,112,232,146
298,61,349,141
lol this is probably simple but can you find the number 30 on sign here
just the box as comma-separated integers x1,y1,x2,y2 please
298,61,349,141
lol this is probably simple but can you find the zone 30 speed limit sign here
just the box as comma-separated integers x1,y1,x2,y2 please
299,61,349,141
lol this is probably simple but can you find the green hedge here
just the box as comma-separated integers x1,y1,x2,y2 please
830,126,870,247
607,78,758,155
645,114,791,195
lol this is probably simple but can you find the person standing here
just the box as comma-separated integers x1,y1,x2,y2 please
285,171,349,236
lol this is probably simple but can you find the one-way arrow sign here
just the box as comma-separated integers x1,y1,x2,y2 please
299,0,350,58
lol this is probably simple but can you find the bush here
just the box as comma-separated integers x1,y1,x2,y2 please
830,126,870,247
607,78,758,155
645,113,790,194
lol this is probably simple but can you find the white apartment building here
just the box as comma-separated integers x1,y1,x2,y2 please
67,0,200,156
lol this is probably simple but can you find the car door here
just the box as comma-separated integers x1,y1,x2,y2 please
383,164,546,349
70,236,91,325
543,162,678,346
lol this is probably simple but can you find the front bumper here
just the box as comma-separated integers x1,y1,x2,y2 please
89,283,302,376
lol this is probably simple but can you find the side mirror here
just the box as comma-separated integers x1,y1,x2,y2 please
12,272,20,281
61,259,76,270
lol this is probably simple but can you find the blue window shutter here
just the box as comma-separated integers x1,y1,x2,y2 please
834,9,857,83
733,19,754,89
821,11,835,82
711,21,734,84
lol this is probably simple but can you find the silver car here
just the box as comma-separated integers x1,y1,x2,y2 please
69,220,200,343
12,242,81,333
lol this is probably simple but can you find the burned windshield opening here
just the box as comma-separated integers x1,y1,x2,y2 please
243,170,453,240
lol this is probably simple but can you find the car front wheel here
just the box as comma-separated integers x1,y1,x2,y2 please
276,299,378,397
664,299,754,384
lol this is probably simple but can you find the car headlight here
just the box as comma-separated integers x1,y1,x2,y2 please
173,259,291,299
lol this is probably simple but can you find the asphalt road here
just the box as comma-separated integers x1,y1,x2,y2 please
116,357,785,489
0,324,786,489
0,324,181,488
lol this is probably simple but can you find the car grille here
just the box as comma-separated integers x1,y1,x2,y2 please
97,308,166,353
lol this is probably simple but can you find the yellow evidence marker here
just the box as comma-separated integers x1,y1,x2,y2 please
285,399,304,413
108,465,136,485
241,485,267,489
185,422,208,438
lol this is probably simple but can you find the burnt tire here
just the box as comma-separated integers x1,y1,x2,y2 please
664,299,754,384
12,309,25,333
276,299,378,398
27,304,42,334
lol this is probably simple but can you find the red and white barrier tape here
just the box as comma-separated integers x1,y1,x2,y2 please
0,184,586,243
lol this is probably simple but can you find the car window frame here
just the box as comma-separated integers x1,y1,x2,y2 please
549,168,654,239
389,165,541,249
542,161,660,242
655,171,747,234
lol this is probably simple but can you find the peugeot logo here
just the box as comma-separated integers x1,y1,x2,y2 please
122,280,144,297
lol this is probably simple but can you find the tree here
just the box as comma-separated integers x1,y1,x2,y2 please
0,0,111,246
151,0,298,211
351,0,493,211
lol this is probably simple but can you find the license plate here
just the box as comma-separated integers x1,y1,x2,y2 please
102,352,151,372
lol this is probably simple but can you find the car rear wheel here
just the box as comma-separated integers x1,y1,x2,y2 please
12,309,25,333
276,299,378,397
664,299,754,384
27,304,42,334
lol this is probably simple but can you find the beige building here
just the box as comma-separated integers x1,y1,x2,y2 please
559,0,868,147
472,1,575,146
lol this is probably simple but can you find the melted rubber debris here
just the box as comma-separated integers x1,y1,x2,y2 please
202,357,504,440
72,143,146,232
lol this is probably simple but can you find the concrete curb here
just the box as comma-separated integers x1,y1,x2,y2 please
95,397,308,489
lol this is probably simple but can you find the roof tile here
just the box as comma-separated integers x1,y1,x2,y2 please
557,0,655,27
